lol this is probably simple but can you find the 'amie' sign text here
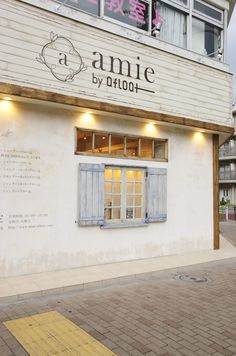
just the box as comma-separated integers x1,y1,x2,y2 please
92,52,155,93
38,33,156,94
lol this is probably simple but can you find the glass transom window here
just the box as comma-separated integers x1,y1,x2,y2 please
76,129,168,161
104,167,145,224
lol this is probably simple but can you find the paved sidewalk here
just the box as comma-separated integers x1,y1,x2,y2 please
220,221,236,247
0,237,236,302
1,236,236,303
0,257,236,356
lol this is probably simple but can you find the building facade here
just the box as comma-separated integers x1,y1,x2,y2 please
0,0,234,277
219,109,236,205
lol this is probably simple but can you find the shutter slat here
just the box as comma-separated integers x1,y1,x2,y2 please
79,164,105,226
147,168,167,222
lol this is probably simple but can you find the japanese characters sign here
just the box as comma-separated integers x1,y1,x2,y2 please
55,0,150,31
104,0,149,31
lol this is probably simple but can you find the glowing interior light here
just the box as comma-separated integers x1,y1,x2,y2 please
0,100,12,111
3,97,12,101
145,123,156,134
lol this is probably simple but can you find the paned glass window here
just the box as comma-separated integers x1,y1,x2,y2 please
104,167,145,223
141,138,153,158
193,0,223,23
192,17,221,57
77,130,93,152
79,163,167,226
54,0,99,16
126,137,140,157
152,1,187,48
76,129,168,161
94,133,109,154
104,0,150,31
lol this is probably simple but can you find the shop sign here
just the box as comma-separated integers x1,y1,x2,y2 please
37,32,156,94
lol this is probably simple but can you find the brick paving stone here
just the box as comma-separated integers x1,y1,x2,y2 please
210,342,233,355
0,258,236,356
0,344,14,356
112,347,131,356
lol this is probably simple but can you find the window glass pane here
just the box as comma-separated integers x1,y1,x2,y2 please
126,137,139,157
113,196,121,206
105,169,113,181
135,207,142,218
135,196,142,205
54,0,99,16
114,182,121,193
192,17,221,57
127,182,134,194
94,133,109,154
127,196,134,206
105,207,112,220
126,170,135,181
113,169,121,181
111,135,125,156
152,1,187,48
135,170,143,181
194,0,222,22
77,130,93,152
126,207,134,219
141,139,153,158
113,208,121,219
154,141,166,159
104,0,149,31
105,182,112,193
135,183,142,194
105,195,113,206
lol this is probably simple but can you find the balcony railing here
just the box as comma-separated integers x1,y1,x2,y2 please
219,147,236,158
219,170,236,180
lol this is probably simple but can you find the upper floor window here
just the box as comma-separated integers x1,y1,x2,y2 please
53,0,225,60
55,0,99,15
192,17,221,57
152,1,187,48
104,0,150,32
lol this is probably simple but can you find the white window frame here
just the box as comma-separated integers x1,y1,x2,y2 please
192,0,224,27
102,0,152,35
104,166,146,225
49,0,226,60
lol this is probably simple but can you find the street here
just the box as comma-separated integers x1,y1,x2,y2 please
0,256,236,356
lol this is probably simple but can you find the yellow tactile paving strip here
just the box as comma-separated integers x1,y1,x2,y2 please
4,311,116,355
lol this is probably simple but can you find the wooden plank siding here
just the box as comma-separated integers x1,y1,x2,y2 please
0,0,234,129
213,134,220,249
0,82,234,135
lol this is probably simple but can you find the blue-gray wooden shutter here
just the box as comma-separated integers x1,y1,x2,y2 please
79,163,105,226
146,168,167,222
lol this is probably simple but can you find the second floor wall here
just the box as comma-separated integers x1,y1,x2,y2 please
0,0,234,128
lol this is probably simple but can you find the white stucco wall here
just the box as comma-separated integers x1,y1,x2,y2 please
0,100,213,277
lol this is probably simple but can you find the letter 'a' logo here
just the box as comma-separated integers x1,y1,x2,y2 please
37,32,87,82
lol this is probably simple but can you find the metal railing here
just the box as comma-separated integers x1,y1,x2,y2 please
219,146,236,157
219,170,236,180
219,206,236,221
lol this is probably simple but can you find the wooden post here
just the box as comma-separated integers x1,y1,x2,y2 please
213,134,219,249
